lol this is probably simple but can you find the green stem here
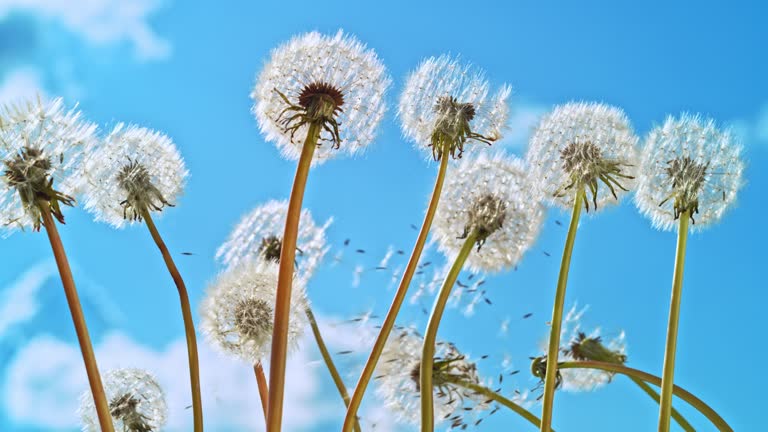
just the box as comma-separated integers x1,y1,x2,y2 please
305,306,361,432
559,361,732,431
142,210,203,432
343,154,450,432
659,212,690,432
421,232,478,432
629,377,694,432
267,122,319,432
540,189,584,432
446,377,546,430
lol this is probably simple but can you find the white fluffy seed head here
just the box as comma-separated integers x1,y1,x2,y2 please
79,368,167,432
399,55,511,161
375,326,490,426
252,30,391,165
433,152,545,273
79,123,188,228
0,96,97,233
635,114,744,232
200,261,309,363
526,102,639,211
215,199,331,282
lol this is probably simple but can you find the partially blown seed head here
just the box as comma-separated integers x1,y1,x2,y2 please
200,261,309,363
252,30,391,165
526,102,639,212
0,97,96,233
433,152,545,272
635,114,744,231
79,368,167,432
399,55,511,161
79,123,187,228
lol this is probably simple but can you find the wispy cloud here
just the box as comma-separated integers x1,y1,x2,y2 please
0,68,45,104
731,102,768,149
497,102,547,150
0,260,55,338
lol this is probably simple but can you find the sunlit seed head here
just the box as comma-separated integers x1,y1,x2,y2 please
400,55,511,161
526,102,639,212
0,97,96,233
79,123,187,228
79,368,167,432
433,152,545,272
635,114,744,231
253,30,391,165
200,261,308,363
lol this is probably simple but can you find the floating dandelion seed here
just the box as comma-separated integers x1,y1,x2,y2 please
0,97,96,232
375,327,491,425
527,102,639,212
79,368,167,432
399,55,511,161
432,152,544,273
251,30,391,165
79,123,187,227
200,261,309,363
215,200,331,281
635,114,744,231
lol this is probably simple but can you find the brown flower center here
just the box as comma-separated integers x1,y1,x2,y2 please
234,298,274,341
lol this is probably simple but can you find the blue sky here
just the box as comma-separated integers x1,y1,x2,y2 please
0,1,765,431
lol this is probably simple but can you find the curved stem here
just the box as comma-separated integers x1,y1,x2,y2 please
267,122,319,432
629,377,694,432
305,306,361,432
447,378,545,430
659,212,690,432
559,361,732,431
142,210,203,432
343,154,450,431
421,232,477,432
39,202,115,432
254,361,268,420
540,189,584,432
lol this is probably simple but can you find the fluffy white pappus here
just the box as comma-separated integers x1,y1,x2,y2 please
399,55,511,160
215,199,331,282
79,123,188,228
375,326,490,426
79,368,167,432
252,30,391,165
0,96,97,233
433,152,544,273
199,261,309,364
635,114,744,232
526,102,639,211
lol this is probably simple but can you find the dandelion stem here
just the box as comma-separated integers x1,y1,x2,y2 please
254,361,268,420
38,201,115,432
658,211,690,432
540,189,584,432
142,210,203,432
304,306,362,432
267,122,319,432
421,231,477,432
343,153,449,431
559,361,731,431
445,377,547,430
629,377,694,432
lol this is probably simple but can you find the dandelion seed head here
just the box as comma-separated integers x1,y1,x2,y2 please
252,30,391,165
79,123,187,228
399,55,511,161
215,200,331,282
526,102,639,211
375,327,490,425
433,152,544,273
635,114,744,231
79,368,167,432
0,97,96,233
200,261,308,363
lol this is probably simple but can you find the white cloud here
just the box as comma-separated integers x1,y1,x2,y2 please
0,0,171,61
0,68,46,104
0,260,55,338
498,102,547,150
730,102,768,148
